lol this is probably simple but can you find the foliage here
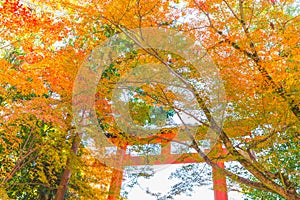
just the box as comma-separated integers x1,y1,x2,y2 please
1,0,299,199
0,0,111,199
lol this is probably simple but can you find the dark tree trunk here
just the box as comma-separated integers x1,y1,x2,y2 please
55,133,81,200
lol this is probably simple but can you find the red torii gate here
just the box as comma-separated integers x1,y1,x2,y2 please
103,127,243,200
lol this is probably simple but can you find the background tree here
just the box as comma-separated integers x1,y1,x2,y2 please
0,0,112,199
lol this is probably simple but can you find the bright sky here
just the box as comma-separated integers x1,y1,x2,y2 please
121,164,243,200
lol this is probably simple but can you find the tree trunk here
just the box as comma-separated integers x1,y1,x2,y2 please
55,133,81,200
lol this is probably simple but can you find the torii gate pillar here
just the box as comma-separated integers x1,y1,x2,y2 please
212,161,228,200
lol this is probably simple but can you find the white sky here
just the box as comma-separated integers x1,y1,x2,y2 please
121,164,243,200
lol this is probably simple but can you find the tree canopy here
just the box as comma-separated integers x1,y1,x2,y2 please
0,0,299,199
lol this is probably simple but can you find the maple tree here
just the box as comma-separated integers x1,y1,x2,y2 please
0,0,112,199
68,0,299,199
1,0,299,199
74,0,299,199
178,1,300,199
